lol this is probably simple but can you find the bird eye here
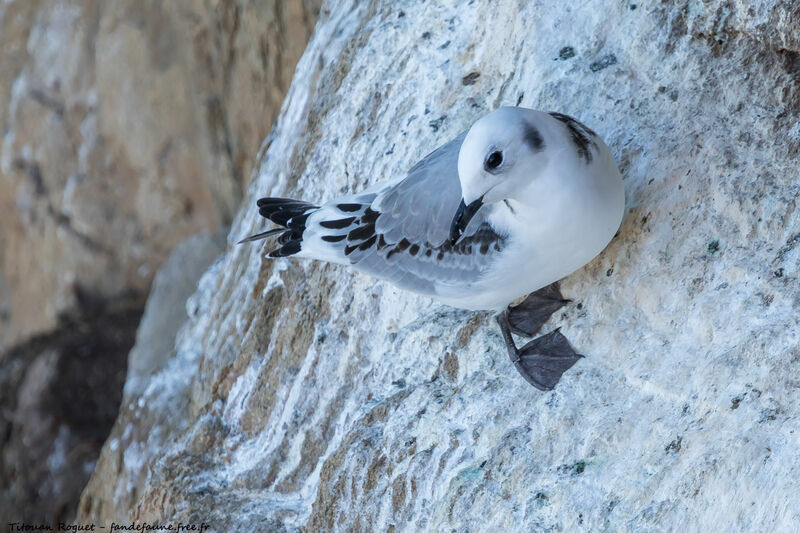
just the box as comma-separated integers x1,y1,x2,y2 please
484,150,503,172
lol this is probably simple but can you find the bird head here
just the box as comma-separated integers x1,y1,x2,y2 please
449,107,549,244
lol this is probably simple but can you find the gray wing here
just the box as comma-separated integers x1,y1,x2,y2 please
372,132,472,246
312,131,507,296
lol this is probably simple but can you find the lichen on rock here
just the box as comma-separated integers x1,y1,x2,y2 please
81,1,800,531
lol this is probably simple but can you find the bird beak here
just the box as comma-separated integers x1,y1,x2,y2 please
449,197,484,245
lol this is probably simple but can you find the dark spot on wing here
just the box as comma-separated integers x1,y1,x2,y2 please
503,199,516,214
523,123,544,152
361,208,379,224
348,223,375,241
358,235,377,251
337,203,363,212
320,217,356,229
549,112,598,164
330,204,507,281
377,222,506,264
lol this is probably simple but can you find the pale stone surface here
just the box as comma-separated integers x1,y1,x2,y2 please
125,232,226,396
81,1,800,530
0,0,320,526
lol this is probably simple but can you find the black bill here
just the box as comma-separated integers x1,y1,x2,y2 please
449,197,484,245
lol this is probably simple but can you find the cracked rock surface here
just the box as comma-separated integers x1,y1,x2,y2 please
81,1,799,530
0,0,319,526
0,0,318,346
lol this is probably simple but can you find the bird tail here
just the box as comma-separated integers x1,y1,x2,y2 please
238,197,319,258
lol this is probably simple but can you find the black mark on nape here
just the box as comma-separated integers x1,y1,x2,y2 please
320,217,355,229
462,71,481,85
549,112,597,164
337,203,362,212
523,123,544,152
589,54,617,72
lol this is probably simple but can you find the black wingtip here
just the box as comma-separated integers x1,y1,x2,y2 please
268,239,301,258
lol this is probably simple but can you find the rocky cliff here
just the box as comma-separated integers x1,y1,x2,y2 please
0,0,319,526
80,0,799,531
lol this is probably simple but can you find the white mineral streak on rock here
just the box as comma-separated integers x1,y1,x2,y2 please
81,1,800,530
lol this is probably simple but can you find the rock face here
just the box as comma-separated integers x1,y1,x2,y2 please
0,0,318,346
81,1,799,531
0,0,320,526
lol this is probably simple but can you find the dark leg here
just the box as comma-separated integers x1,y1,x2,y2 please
507,282,571,337
496,310,583,391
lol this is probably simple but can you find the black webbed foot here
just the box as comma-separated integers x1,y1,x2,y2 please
496,310,583,391
513,329,583,390
507,282,571,337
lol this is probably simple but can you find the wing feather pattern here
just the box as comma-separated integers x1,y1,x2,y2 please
309,130,507,296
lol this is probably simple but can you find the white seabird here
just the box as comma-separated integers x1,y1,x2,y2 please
241,106,625,390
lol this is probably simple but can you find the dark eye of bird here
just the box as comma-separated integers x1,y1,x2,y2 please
484,150,503,172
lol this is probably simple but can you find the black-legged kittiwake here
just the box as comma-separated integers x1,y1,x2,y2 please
241,106,625,390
